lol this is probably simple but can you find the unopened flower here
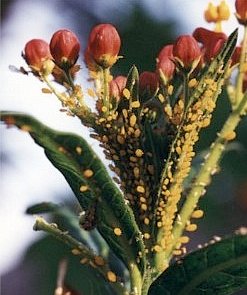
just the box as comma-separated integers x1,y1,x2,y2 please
231,46,241,66
193,27,227,63
173,35,201,70
139,71,159,97
156,45,175,83
23,39,53,74
204,2,218,22
235,0,247,25
109,76,127,100
50,29,80,69
218,1,230,21
86,24,121,68
204,1,230,23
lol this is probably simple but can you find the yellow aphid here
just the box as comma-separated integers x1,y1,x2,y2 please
87,88,96,98
20,125,32,132
101,106,107,113
129,114,137,127
123,88,130,99
133,167,140,178
107,271,117,282
191,209,204,219
144,218,150,225
76,146,82,154
94,255,105,266
173,249,182,256
80,258,88,264
158,93,165,103
114,227,122,236
117,135,125,144
131,101,140,108
41,88,52,94
71,248,81,255
83,169,94,178
80,185,88,192
186,223,198,232
141,203,147,211
188,78,198,88
224,131,236,141
179,236,190,244
168,85,174,95
153,245,162,253
134,129,141,138
136,185,145,193
58,146,66,153
144,233,150,239
135,149,144,157
122,109,128,119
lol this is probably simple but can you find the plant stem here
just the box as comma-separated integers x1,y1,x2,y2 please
34,217,127,295
164,91,247,263
129,263,143,295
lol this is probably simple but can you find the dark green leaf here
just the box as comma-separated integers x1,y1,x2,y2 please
149,234,247,295
0,112,146,273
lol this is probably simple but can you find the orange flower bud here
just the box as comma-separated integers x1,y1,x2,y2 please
139,71,159,97
156,45,175,83
23,39,52,72
231,46,241,66
204,2,218,22
86,24,121,68
218,1,230,21
173,35,201,70
109,76,127,100
50,29,80,68
235,0,247,25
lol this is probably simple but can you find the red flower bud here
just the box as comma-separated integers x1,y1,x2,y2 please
231,46,241,66
193,27,227,63
50,29,80,68
156,45,175,83
86,23,121,68
139,71,159,97
109,76,127,100
23,39,52,72
173,35,201,70
235,0,247,25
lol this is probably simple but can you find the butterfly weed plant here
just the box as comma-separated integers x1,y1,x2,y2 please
1,1,247,294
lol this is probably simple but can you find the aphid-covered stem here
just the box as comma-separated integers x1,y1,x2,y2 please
160,91,247,267
34,217,127,295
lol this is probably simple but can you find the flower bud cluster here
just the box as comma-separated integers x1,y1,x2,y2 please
23,29,80,77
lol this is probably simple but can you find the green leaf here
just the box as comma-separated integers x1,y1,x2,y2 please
1,112,146,273
149,234,247,295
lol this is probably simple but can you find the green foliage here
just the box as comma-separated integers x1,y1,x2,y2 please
0,112,146,274
148,234,247,295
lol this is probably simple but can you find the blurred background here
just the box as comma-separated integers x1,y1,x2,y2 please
1,0,247,294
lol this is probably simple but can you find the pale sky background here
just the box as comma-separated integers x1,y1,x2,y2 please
0,0,242,275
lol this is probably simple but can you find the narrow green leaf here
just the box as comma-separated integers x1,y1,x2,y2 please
1,112,146,273
149,234,247,295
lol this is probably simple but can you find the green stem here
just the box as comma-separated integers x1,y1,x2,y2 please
34,217,127,295
42,75,95,127
163,91,247,264
234,25,247,107
102,67,110,115
129,263,143,295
